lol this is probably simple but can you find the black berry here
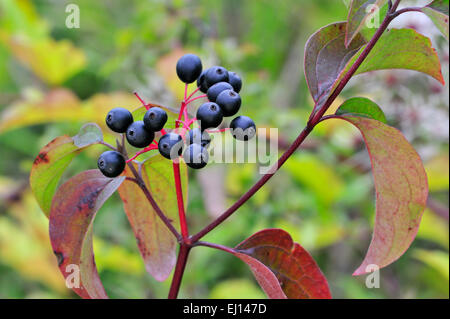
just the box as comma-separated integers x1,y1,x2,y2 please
216,89,241,117
230,116,256,141
183,143,209,169
97,151,126,178
158,132,184,160
105,108,133,133
197,102,223,130
176,54,203,83
206,82,233,102
205,66,229,88
197,69,210,93
187,128,211,148
228,72,242,93
143,107,168,132
126,121,155,148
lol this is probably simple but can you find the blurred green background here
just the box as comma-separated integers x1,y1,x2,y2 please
0,0,448,299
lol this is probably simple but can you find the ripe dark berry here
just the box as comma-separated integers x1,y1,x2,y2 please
143,107,168,132
216,89,241,117
230,116,256,141
228,72,242,93
206,82,233,102
158,132,184,160
197,102,223,130
126,121,155,148
183,143,209,169
97,151,126,178
176,54,203,83
105,108,133,133
197,69,210,93
205,66,229,87
187,128,211,148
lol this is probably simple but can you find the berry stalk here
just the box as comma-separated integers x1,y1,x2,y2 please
191,4,399,243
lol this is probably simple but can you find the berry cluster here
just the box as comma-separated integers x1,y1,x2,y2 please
97,54,256,178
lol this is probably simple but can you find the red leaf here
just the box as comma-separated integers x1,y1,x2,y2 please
49,170,125,299
331,116,428,275
228,229,331,299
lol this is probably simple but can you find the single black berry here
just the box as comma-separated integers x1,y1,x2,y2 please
196,102,223,130
176,54,203,83
143,107,168,132
206,82,233,102
216,89,241,117
230,116,256,141
228,72,242,93
183,143,209,169
126,121,155,148
158,132,184,160
105,108,133,133
197,69,210,93
205,66,229,88
97,151,126,178
187,128,211,148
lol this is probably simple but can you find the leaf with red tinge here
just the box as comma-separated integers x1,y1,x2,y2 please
304,22,366,108
118,156,187,282
327,116,428,275
223,229,331,299
305,24,444,113
49,170,125,299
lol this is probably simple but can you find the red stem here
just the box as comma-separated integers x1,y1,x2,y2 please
185,94,207,106
173,162,189,240
168,244,191,299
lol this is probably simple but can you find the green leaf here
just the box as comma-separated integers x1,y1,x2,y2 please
421,0,449,40
336,97,387,123
345,0,389,47
118,156,187,281
329,116,428,275
30,123,103,216
49,170,125,299
347,28,445,85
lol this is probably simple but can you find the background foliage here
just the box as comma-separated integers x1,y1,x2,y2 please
0,0,448,298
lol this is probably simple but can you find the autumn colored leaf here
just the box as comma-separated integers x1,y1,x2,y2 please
30,123,103,216
335,97,387,123
304,22,366,108
49,170,125,299
305,24,444,113
118,156,187,281
326,115,428,275
0,89,139,134
219,229,331,299
0,33,86,85
345,0,388,47
421,0,449,40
